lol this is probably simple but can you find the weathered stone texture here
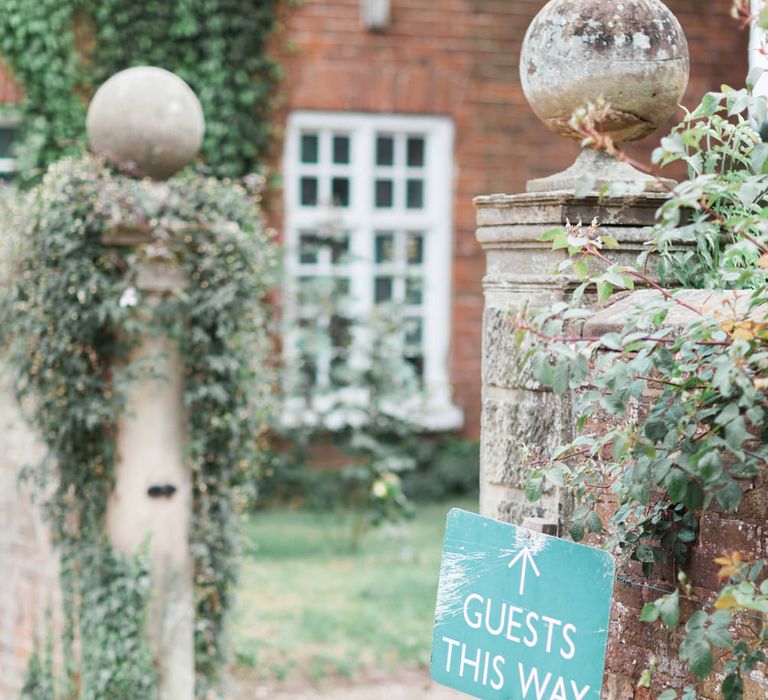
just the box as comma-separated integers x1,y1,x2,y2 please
481,392,569,488
0,374,59,698
520,0,690,143
475,191,668,228
476,190,670,528
482,306,543,390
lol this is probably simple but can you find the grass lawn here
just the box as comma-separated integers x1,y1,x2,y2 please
231,498,477,683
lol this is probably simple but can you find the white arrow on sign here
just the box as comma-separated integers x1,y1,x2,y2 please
508,547,541,596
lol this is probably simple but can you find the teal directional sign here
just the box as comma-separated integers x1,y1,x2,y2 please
430,509,615,700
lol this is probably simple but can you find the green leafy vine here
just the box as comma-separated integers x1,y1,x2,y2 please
0,0,87,181
520,78,768,698
0,0,281,182
3,155,278,696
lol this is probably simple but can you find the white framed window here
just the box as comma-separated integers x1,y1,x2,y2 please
282,111,462,430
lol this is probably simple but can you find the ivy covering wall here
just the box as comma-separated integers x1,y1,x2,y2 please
0,2,284,696
4,156,279,697
0,0,281,181
0,0,87,179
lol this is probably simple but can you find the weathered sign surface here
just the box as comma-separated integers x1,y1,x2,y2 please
430,509,615,700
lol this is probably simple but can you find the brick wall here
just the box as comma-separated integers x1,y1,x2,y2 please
578,334,768,697
603,483,768,698
0,57,21,104
272,0,749,437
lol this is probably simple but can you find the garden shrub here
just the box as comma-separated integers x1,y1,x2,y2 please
259,435,479,510
520,39,768,700
400,436,480,503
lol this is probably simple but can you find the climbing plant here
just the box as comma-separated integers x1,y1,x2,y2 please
519,29,768,700
0,0,87,181
0,0,281,182
87,0,280,178
2,155,278,697
0,1,283,695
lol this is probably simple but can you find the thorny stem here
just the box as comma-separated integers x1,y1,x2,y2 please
515,319,732,348
575,122,768,257
633,374,696,389
574,123,673,192
526,447,593,468
730,0,755,30
584,243,705,316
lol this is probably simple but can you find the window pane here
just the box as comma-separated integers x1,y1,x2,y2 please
406,277,423,305
376,135,394,166
407,232,424,264
330,356,349,388
297,275,316,304
0,126,17,157
300,133,319,163
406,179,424,209
375,232,395,263
375,179,393,208
300,177,318,206
404,317,423,347
332,177,350,207
333,135,350,164
331,236,350,264
299,233,319,264
407,137,425,167
300,355,318,387
330,314,352,349
334,278,351,297
374,276,394,303
405,355,424,380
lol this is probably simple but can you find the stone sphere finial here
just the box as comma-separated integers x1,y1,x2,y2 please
87,66,205,180
521,0,689,143
519,0,689,193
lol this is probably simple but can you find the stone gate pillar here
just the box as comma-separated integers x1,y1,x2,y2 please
476,0,690,528
88,66,204,700
476,191,666,527
104,249,194,700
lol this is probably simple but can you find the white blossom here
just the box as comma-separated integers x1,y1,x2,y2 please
371,480,387,498
119,286,139,308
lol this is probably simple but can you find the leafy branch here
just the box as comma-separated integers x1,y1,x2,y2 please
519,73,768,696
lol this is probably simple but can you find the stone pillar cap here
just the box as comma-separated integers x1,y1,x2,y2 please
519,0,689,193
87,66,205,180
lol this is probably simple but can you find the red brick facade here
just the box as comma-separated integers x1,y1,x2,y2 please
580,380,768,697
272,0,749,437
0,56,21,104
604,486,768,698
0,1,750,439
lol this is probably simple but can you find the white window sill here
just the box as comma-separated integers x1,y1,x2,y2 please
280,389,464,433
